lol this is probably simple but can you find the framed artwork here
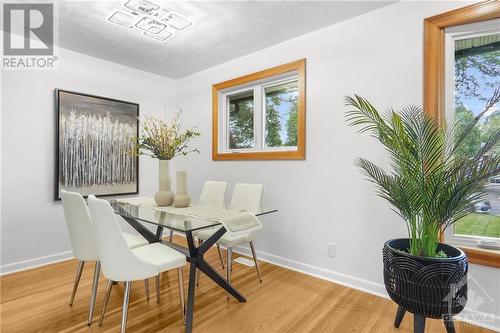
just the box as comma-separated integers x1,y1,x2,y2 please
54,89,139,200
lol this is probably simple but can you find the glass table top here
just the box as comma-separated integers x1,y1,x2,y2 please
111,200,277,233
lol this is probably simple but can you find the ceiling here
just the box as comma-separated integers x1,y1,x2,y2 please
58,1,394,78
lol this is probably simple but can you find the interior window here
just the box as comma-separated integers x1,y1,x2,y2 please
212,59,305,160
221,76,299,154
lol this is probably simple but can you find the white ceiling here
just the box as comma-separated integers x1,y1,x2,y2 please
58,1,394,78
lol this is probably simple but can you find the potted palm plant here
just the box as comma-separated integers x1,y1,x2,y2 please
345,91,500,333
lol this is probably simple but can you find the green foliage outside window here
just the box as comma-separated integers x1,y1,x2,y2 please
226,79,299,151
265,85,298,148
229,94,254,149
286,96,298,146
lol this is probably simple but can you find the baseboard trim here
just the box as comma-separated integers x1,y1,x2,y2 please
454,308,500,333
0,251,74,276
232,244,388,299
233,244,500,332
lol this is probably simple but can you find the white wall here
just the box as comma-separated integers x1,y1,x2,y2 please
174,1,499,329
1,48,177,271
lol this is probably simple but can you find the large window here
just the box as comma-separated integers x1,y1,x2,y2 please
445,23,500,246
212,59,305,160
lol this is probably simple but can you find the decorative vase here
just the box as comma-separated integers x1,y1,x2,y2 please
383,238,467,333
154,159,174,206
173,171,190,208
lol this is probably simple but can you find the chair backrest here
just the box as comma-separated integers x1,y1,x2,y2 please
229,183,264,214
199,181,227,208
60,190,99,261
87,195,157,281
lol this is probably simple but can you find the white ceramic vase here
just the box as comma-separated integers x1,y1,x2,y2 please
154,159,174,206
174,171,191,208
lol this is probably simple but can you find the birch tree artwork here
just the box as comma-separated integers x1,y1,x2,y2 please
56,91,139,199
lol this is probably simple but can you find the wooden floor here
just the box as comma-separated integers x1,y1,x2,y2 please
0,237,494,333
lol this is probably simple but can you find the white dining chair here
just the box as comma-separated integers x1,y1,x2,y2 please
196,180,227,266
198,180,227,208
169,180,227,266
60,190,149,325
87,195,186,333
196,183,264,291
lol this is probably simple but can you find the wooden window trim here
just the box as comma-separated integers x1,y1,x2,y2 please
459,246,500,269
212,59,306,161
424,0,500,269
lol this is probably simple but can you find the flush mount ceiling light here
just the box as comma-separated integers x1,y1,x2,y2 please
108,11,135,29
107,0,193,42
135,17,167,34
165,13,192,30
124,0,159,14
144,29,174,41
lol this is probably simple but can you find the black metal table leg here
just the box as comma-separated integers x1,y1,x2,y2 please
197,259,246,302
121,218,247,333
182,228,247,333
185,262,197,333
155,225,164,240
121,216,159,243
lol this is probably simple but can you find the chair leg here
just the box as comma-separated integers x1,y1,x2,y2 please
249,241,262,282
69,260,85,306
144,279,150,301
87,261,101,325
155,274,161,303
120,281,132,333
217,244,225,269
226,247,232,300
169,230,174,242
414,315,426,333
196,240,203,286
98,280,114,326
443,316,456,333
177,267,186,324
394,305,406,328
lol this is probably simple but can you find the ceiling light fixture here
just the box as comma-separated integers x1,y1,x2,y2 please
166,13,192,30
135,17,167,34
124,0,159,15
107,0,192,42
144,29,174,42
108,11,135,29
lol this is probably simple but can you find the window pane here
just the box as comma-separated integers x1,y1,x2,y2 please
265,81,298,148
454,33,500,239
228,90,254,149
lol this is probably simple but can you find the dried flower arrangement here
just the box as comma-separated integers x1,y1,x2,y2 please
131,111,200,160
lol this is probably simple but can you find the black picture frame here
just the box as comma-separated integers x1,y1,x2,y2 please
54,89,139,200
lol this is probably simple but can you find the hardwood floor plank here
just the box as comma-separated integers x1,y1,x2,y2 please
1,237,495,333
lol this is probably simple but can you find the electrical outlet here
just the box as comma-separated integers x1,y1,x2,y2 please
327,242,336,258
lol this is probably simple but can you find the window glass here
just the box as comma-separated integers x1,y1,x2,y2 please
264,81,298,148
228,90,254,149
453,32,500,239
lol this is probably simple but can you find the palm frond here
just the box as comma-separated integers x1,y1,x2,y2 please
345,94,500,257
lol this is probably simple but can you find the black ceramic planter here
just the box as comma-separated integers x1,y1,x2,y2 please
383,238,468,333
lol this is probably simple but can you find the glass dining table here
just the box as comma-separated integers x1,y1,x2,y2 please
110,200,277,333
